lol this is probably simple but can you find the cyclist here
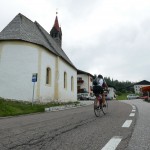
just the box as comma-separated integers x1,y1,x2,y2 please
94,74,108,107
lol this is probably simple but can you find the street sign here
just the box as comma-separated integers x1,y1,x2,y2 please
32,73,38,82
32,73,38,106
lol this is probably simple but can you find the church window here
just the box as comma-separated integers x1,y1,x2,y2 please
71,76,74,91
46,67,51,85
64,72,67,89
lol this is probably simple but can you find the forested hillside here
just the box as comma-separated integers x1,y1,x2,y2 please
93,75,135,94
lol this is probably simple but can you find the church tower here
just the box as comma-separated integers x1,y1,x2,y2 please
50,12,62,47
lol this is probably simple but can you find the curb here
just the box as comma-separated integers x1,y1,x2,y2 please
45,101,94,112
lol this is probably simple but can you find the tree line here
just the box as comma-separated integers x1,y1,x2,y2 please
93,75,135,95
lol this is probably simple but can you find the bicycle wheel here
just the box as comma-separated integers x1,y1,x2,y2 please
102,100,108,114
94,98,102,117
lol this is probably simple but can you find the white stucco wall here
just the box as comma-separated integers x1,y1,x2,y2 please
0,41,38,101
77,74,94,93
39,50,77,102
0,41,77,102
39,49,56,102
77,74,88,92
58,58,77,102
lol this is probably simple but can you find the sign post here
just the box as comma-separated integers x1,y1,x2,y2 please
32,73,38,106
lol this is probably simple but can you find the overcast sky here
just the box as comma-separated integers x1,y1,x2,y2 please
1,0,150,82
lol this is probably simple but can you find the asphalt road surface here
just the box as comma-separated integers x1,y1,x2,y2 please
122,99,150,150
0,100,137,150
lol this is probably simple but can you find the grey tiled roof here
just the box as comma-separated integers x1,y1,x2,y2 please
0,13,76,69
134,80,150,85
77,69,93,77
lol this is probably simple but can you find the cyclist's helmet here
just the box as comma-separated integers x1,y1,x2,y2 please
98,74,103,79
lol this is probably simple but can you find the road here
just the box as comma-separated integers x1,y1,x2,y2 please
0,100,141,150
122,99,150,150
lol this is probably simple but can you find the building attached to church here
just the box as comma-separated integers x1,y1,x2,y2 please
0,13,77,103
77,69,93,95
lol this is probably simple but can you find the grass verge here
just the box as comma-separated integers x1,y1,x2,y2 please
116,93,128,100
0,97,79,117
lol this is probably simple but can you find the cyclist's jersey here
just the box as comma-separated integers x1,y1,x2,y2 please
97,78,108,89
97,78,104,87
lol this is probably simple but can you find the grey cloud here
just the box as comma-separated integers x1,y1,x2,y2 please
66,21,150,81
1,0,150,82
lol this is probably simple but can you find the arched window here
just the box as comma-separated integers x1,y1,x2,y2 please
46,67,51,85
71,76,74,91
64,72,67,89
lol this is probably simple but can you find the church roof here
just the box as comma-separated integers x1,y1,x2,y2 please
0,13,76,69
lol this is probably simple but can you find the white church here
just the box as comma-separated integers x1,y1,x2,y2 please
0,13,77,103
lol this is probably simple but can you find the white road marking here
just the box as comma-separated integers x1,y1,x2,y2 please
132,105,136,109
101,136,122,150
129,113,135,117
132,109,136,112
122,120,132,128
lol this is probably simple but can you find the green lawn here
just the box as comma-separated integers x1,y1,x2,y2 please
116,93,128,100
0,98,79,117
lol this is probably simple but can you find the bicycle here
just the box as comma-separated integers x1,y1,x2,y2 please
94,91,108,117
